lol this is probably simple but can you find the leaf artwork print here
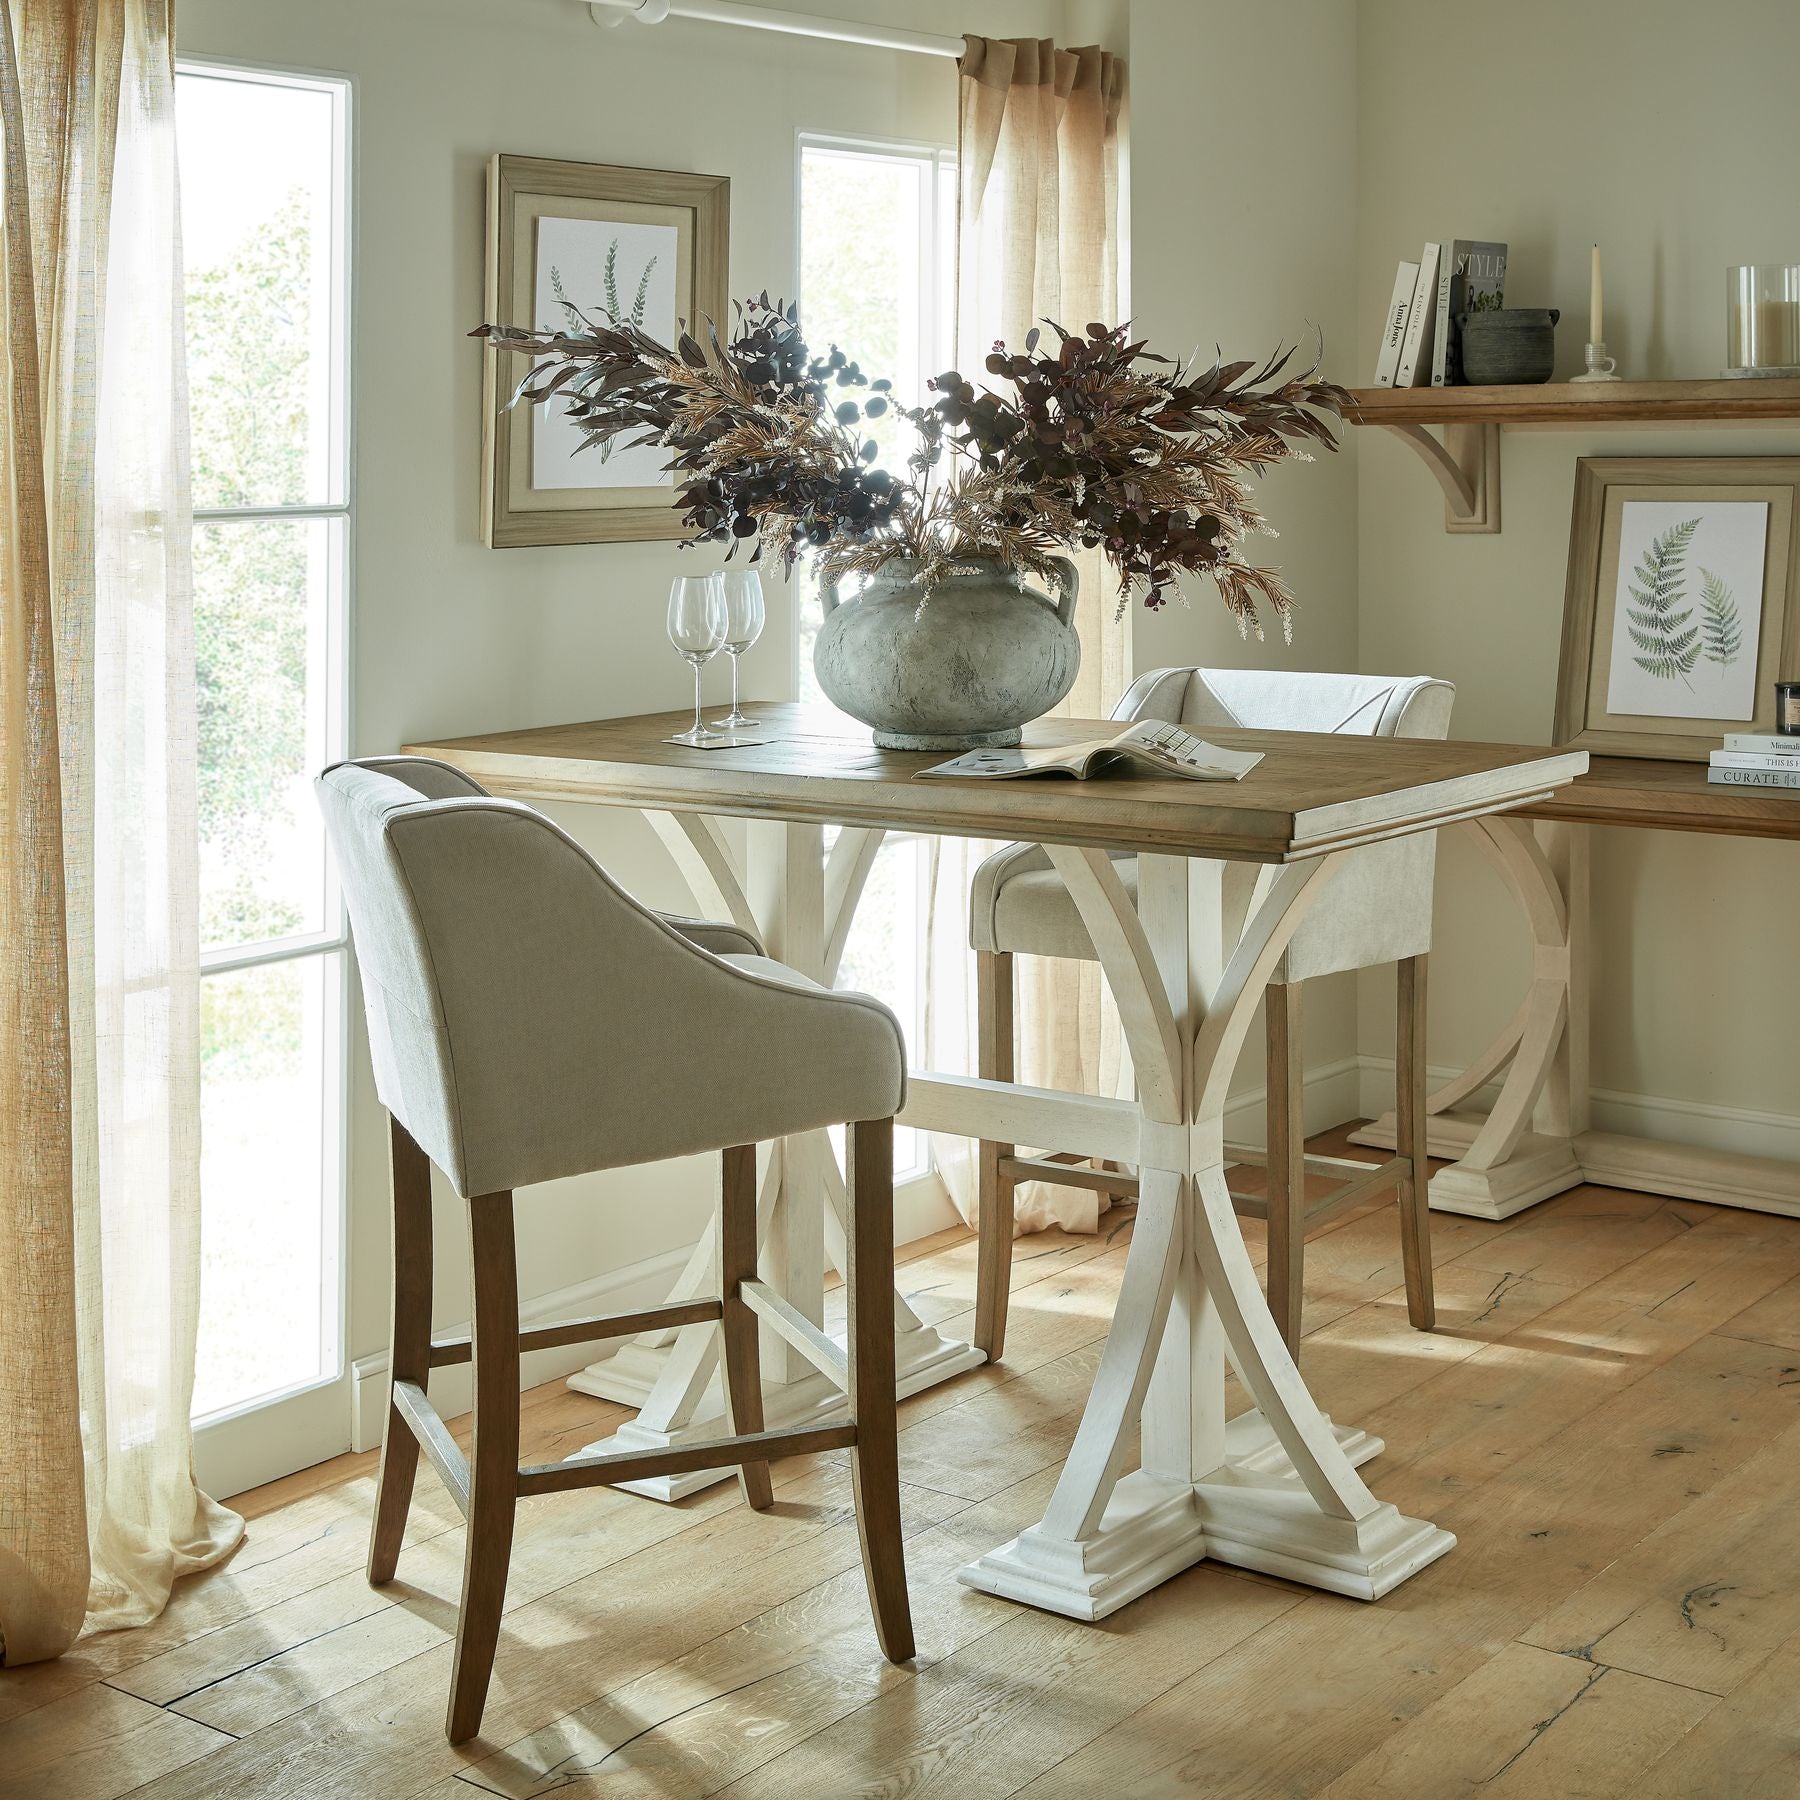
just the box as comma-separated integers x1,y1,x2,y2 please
550,243,660,463
1698,568,1744,668
1625,516,1701,685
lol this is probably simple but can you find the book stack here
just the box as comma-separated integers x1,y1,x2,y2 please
1708,732,1800,789
1373,239,1508,387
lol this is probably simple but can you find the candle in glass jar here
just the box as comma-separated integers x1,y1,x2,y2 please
1728,266,1800,371
1755,301,1800,366
1589,245,1603,344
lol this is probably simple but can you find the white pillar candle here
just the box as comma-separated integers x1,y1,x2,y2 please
1589,245,1603,344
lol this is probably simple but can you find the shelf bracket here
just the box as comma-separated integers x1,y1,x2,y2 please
1379,420,1500,533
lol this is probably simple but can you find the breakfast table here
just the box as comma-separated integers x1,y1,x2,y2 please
410,703,1587,1620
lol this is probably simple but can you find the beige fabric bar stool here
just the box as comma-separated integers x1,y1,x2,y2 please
970,667,1456,1360
317,756,914,1744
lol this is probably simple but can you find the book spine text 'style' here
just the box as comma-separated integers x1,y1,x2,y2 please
1431,239,1508,386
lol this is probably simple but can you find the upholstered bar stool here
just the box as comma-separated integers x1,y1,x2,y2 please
970,668,1456,1360
317,756,914,1744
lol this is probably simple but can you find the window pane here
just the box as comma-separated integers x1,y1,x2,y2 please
194,954,340,1419
195,516,338,950
835,835,926,1176
178,72,339,508
798,145,936,706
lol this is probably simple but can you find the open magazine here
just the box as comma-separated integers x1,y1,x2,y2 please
915,719,1263,783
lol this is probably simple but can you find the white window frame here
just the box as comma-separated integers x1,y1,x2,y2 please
177,56,356,1498
793,129,955,701
796,131,954,1197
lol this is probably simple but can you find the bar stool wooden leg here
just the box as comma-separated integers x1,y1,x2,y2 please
975,950,1016,1363
846,1116,914,1662
369,1117,433,1586
446,1193,521,1746
1396,955,1436,1331
1264,981,1307,1353
719,1144,772,1511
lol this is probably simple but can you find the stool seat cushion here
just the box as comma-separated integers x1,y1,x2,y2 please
970,844,1136,961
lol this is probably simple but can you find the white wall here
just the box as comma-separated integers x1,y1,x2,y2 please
1125,0,1364,1116
176,0,1066,1462
1355,0,1800,1151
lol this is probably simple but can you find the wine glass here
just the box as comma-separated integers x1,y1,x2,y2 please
711,569,765,730
667,574,726,745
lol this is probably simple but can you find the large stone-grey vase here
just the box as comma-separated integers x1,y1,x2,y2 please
813,555,1081,749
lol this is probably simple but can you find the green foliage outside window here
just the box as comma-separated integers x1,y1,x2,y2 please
187,192,314,951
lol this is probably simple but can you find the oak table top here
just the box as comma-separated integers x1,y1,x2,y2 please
1513,754,1800,841
407,703,1589,865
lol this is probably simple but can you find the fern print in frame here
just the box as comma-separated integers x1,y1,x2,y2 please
531,215,679,492
1604,498,1770,723
479,155,729,547
1699,569,1744,668
550,246,659,465
1624,516,1701,685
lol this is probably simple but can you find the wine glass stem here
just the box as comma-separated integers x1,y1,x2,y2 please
730,650,741,718
691,660,704,738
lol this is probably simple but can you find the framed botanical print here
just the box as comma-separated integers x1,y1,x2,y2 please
1554,456,1800,760
480,154,728,548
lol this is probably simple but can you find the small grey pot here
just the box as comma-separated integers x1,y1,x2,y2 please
1459,307,1560,385
813,555,1081,750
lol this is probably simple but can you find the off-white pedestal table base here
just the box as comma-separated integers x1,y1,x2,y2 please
914,848,1453,1619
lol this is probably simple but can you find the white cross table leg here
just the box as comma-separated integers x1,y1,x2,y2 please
569,812,983,1500
957,850,1454,1620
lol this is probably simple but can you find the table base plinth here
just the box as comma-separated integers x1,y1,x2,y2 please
957,1412,1453,1621
569,1325,985,1501
1352,1111,1584,1221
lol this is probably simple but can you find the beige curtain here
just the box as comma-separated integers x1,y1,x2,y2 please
0,0,241,1667
928,36,1129,1235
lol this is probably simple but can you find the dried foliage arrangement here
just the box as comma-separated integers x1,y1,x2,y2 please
475,295,1349,635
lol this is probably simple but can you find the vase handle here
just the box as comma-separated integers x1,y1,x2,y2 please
1048,556,1079,627
819,573,840,615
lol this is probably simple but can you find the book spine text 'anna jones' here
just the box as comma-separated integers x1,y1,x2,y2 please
1394,243,1441,387
1373,259,1417,385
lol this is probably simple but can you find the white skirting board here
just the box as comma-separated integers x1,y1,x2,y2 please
1224,1054,1363,1149
1357,1054,1800,1168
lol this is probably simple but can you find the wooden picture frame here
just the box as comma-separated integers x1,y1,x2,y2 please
1554,456,1800,759
480,154,729,548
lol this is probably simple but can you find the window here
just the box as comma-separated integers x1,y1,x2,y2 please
177,64,351,1424
799,136,954,1181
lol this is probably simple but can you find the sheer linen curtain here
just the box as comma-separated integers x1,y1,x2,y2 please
927,36,1129,1235
0,0,241,1667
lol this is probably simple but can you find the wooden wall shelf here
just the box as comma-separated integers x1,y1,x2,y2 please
1344,378,1800,533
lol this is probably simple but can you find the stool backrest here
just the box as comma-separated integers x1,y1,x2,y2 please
1112,667,1456,980
314,756,754,1196
1114,666,1454,741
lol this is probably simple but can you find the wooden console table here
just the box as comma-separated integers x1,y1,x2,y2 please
1355,756,1800,1220
410,704,1585,1620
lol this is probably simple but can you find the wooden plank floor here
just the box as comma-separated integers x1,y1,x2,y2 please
7,1124,1800,1798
